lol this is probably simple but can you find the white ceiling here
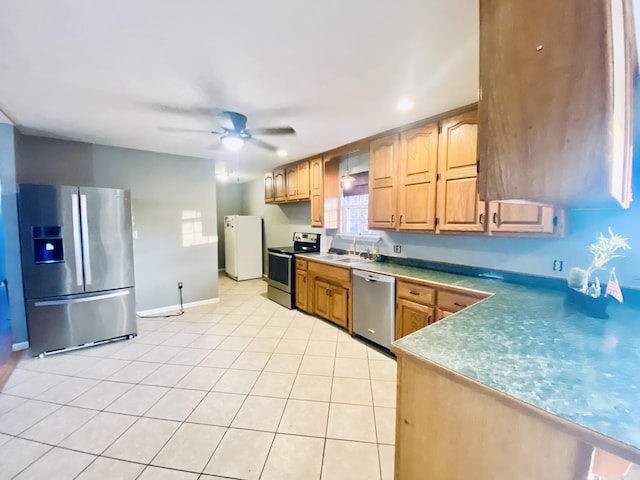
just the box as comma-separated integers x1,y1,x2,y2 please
0,0,480,182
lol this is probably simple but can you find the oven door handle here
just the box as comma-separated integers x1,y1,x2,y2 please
269,252,293,259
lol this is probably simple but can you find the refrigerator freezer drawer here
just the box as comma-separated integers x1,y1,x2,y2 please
26,287,137,355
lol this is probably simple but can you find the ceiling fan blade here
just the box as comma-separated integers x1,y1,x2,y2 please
248,137,278,152
247,126,296,136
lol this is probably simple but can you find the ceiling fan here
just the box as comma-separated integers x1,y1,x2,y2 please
164,110,296,154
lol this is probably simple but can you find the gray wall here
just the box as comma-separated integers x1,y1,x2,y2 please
215,182,244,270
16,135,219,313
0,124,26,345
241,178,325,272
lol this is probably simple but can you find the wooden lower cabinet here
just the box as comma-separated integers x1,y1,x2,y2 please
438,288,486,313
307,260,351,331
435,308,453,322
295,269,308,312
395,279,489,340
396,298,435,339
393,348,593,480
313,280,348,328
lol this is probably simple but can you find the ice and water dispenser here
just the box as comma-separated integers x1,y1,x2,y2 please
32,226,64,264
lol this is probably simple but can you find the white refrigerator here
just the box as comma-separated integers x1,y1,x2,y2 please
224,215,263,281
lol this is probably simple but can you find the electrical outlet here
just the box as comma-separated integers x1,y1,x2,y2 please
393,245,402,254
178,282,183,289
552,260,563,272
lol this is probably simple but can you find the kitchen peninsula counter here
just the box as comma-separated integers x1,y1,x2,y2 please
302,253,640,477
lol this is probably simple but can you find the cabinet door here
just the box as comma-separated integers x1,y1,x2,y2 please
286,165,298,200
369,135,399,229
488,202,559,234
435,308,453,323
396,298,434,340
264,172,275,203
274,168,286,202
436,110,487,233
478,0,633,208
314,279,331,319
295,269,308,312
398,124,439,231
297,161,310,200
330,284,349,329
310,158,324,227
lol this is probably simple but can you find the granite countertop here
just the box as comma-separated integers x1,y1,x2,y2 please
302,253,640,455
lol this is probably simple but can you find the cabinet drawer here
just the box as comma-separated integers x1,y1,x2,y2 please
438,289,486,313
307,260,351,283
397,280,436,305
295,258,307,271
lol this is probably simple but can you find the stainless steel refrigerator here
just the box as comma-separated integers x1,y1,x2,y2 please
18,184,136,356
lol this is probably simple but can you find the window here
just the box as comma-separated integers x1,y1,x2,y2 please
339,172,379,237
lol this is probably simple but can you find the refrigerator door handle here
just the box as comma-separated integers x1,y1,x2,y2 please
80,194,92,285
34,289,130,307
71,193,84,287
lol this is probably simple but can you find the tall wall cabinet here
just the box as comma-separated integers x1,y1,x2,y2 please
478,0,636,208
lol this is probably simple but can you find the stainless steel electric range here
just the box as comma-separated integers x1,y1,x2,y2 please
267,232,320,309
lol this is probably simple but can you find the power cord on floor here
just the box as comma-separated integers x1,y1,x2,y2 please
136,282,185,319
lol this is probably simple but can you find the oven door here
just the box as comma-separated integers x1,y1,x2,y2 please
267,251,293,293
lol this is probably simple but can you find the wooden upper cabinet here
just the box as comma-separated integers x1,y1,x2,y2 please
273,168,286,202
488,202,560,235
264,172,275,203
296,160,310,200
398,124,439,231
478,0,635,208
369,135,399,230
285,165,297,200
310,157,324,227
436,110,486,233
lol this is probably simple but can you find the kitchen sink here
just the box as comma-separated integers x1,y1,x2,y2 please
315,254,343,260
313,254,373,264
334,257,373,264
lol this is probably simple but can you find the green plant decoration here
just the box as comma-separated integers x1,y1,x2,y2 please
567,227,631,297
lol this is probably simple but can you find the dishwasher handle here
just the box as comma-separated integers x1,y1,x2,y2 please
352,269,395,284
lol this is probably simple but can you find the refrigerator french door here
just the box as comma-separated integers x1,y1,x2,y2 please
19,184,136,356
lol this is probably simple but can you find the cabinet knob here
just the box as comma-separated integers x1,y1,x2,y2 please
479,213,484,224
492,212,498,224
453,302,467,308
399,215,403,225
390,214,395,224
409,291,420,296
536,44,544,51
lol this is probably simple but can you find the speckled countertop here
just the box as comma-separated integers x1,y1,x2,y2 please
303,253,640,454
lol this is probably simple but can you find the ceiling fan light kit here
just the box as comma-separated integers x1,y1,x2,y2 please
221,133,245,151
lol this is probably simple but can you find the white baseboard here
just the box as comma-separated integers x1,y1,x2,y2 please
12,341,29,351
137,297,220,316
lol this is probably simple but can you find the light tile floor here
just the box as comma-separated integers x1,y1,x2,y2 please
0,275,396,479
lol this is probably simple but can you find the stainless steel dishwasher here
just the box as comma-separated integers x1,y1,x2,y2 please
352,268,395,349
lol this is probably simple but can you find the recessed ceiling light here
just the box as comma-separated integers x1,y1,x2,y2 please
276,149,288,158
397,99,414,111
